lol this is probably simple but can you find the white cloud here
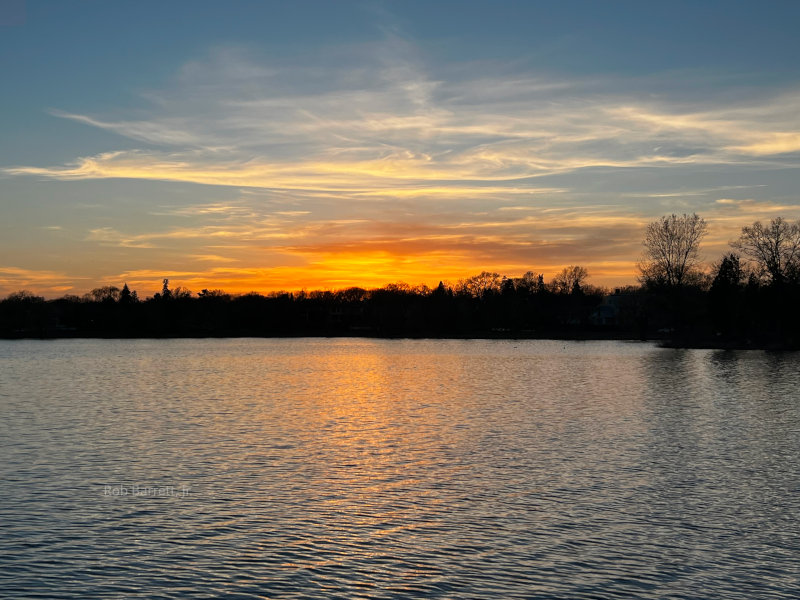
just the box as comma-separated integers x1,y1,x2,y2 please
4,38,800,292
5,41,797,198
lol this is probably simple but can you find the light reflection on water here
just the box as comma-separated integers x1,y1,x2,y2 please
1,339,799,598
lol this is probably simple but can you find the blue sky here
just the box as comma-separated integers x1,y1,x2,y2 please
2,0,800,295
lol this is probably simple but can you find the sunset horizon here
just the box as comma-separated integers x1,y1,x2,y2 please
4,4,800,599
3,1,800,297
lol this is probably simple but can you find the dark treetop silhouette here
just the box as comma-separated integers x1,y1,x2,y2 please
3,215,800,348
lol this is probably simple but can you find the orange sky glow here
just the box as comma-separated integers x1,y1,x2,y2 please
3,7,800,298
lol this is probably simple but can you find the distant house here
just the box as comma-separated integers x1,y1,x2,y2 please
591,287,643,328
590,289,624,326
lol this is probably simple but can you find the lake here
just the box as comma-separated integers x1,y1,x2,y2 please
1,338,798,598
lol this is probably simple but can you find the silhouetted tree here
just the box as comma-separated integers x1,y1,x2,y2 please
515,271,541,295
732,217,800,286
432,281,449,297
119,283,132,304
198,288,228,299
0,291,48,335
173,286,193,300
5,251,800,346
4,290,44,303
711,253,745,291
551,266,589,294
501,276,515,296
337,287,367,302
709,253,745,337
87,285,120,302
154,278,173,301
463,271,502,299
639,213,707,288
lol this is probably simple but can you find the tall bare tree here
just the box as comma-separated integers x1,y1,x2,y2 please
639,213,707,287
515,271,544,294
551,266,589,294
86,285,121,302
731,217,800,285
461,271,503,298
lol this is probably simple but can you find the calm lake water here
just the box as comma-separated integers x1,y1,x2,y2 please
1,338,799,599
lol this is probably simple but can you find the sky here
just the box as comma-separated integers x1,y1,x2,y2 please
2,0,800,297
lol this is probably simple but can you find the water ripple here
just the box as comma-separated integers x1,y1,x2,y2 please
1,339,799,598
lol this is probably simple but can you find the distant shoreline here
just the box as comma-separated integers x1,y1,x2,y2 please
4,277,800,351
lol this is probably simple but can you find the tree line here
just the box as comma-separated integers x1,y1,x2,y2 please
634,213,800,347
2,215,800,347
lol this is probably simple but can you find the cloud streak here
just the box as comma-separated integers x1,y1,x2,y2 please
0,266,83,294
8,43,800,194
4,38,800,294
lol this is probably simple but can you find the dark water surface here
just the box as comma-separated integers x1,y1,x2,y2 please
1,338,799,598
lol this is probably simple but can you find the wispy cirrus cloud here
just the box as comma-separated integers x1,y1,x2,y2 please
5,37,800,294
0,266,83,294
7,41,800,195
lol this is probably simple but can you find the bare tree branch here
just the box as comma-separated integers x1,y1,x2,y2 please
731,217,800,285
639,213,707,287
